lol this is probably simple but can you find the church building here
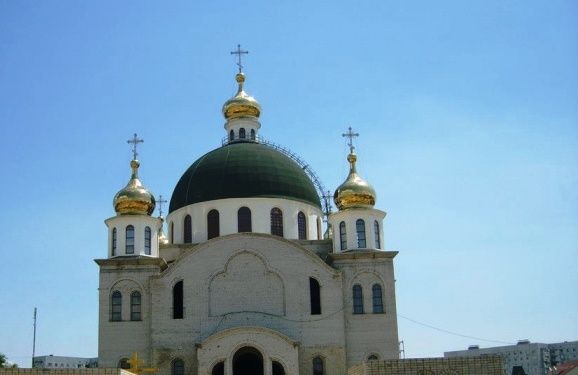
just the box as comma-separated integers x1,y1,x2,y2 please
95,59,400,375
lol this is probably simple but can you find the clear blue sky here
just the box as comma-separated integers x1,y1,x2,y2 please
1,0,576,368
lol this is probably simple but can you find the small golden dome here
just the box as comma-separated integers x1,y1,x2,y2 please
158,216,168,245
222,73,261,119
113,159,156,215
334,152,376,210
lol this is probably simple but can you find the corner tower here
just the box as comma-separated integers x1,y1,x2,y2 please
104,134,162,258
329,127,386,253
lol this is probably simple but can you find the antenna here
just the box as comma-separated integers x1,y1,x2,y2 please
32,307,37,367
399,340,405,359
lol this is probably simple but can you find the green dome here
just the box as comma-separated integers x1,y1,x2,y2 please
169,142,321,212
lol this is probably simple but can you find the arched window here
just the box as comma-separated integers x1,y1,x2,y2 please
237,207,252,232
339,221,347,250
353,284,364,314
111,228,117,256
374,220,381,249
313,357,324,375
367,354,379,362
173,281,183,319
270,208,283,237
239,128,246,139
298,211,307,240
356,219,366,248
171,359,184,375
317,217,322,240
272,361,285,375
125,225,135,254
144,227,151,255
372,284,384,313
170,221,174,244
309,277,321,315
183,215,192,243
118,358,130,369
111,291,122,321
130,291,141,321
250,129,256,140
207,209,220,239
229,129,234,141
211,362,224,375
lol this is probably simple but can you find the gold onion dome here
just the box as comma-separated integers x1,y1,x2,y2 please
113,159,156,215
222,72,261,119
334,152,376,210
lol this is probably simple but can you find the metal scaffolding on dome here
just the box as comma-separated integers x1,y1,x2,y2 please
220,135,333,221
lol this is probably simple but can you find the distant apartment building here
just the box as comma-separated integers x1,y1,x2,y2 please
32,355,98,369
445,340,578,375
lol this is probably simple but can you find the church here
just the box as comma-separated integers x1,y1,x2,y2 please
95,55,400,375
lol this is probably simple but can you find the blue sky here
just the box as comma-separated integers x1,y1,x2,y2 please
1,0,577,367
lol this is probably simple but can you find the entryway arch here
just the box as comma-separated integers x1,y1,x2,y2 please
233,346,263,375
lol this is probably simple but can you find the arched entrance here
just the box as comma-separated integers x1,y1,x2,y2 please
233,346,263,375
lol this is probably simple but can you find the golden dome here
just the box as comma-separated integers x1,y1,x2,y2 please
334,152,376,210
222,73,261,119
158,216,168,245
113,159,156,215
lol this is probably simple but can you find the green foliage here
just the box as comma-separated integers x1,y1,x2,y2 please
0,353,18,368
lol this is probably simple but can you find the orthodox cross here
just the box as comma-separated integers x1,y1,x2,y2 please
342,126,359,153
127,133,144,160
127,352,158,375
157,194,168,217
230,44,249,73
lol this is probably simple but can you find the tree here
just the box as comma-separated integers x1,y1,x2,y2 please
0,353,18,368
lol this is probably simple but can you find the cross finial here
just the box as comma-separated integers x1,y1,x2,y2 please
342,126,359,154
127,133,144,160
157,194,168,217
230,44,249,73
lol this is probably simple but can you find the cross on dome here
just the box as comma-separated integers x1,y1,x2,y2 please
342,126,359,154
230,44,249,73
157,194,168,217
127,133,144,160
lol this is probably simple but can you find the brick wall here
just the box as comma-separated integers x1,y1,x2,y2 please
348,356,504,375
0,369,130,375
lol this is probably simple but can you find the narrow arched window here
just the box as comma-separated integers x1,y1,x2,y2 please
309,277,321,315
229,129,234,141
183,215,192,243
173,281,183,319
238,206,252,232
125,225,135,254
250,129,256,140
211,362,224,375
356,219,366,248
111,291,122,321
313,357,324,375
298,211,307,240
272,361,285,375
170,221,174,244
131,291,141,321
317,217,322,240
367,354,379,362
207,209,220,239
372,284,384,313
271,208,283,237
239,128,246,139
171,359,184,375
374,220,381,249
353,284,364,314
339,221,347,250
144,226,151,255
111,228,117,256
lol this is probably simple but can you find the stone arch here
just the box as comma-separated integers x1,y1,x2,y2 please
208,250,285,316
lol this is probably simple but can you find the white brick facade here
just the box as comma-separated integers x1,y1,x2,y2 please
96,233,399,374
